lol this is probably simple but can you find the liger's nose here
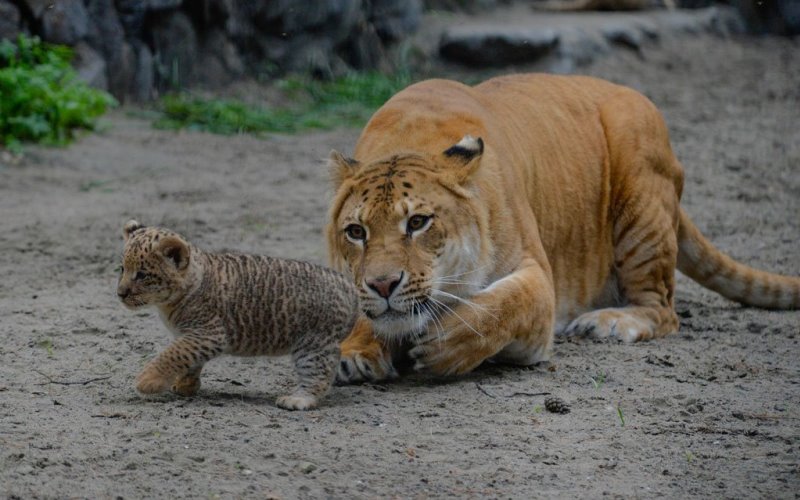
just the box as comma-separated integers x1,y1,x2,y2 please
366,273,403,299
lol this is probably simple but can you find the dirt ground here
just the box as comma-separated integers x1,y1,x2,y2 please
1,26,799,500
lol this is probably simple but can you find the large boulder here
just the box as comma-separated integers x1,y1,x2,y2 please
150,10,198,89
0,0,22,40
370,0,422,42
41,0,89,45
440,26,559,66
73,41,108,90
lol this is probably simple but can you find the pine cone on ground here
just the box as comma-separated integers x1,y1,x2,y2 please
545,396,571,414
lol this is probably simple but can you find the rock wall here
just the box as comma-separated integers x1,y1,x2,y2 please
0,0,422,101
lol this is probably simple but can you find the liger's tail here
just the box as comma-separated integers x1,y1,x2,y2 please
677,208,800,309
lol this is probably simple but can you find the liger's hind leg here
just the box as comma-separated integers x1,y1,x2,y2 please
566,194,680,342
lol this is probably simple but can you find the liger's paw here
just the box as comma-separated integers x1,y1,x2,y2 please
336,346,397,384
135,369,172,395
564,308,654,342
171,374,201,397
408,335,487,377
276,393,318,411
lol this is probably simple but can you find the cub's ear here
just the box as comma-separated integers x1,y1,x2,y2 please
123,220,144,241
442,135,484,184
158,236,190,270
329,150,360,188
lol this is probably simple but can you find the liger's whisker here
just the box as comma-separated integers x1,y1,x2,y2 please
428,296,484,338
431,289,499,321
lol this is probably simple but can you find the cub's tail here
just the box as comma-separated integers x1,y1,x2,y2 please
677,208,800,309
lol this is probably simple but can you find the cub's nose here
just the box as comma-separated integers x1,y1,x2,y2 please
117,286,130,299
366,273,403,299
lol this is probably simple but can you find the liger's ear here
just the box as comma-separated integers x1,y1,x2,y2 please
442,135,484,184
158,236,190,270
123,220,143,241
329,150,360,188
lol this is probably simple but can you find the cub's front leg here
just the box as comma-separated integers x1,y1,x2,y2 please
411,257,555,376
136,333,226,395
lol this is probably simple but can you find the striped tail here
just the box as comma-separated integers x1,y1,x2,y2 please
677,208,800,309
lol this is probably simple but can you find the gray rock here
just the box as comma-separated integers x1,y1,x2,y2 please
151,10,197,90
0,0,22,40
440,26,559,67
131,41,153,102
370,0,422,42
196,29,245,87
283,37,343,80
73,41,108,90
602,24,643,51
115,0,147,37
19,0,51,18
344,21,384,70
325,0,364,45
41,0,89,45
85,0,128,97
147,0,182,10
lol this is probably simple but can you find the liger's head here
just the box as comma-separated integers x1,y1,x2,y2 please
326,135,492,341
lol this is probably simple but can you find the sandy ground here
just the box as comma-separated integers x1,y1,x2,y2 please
1,28,799,500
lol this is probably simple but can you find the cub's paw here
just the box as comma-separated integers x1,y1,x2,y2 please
172,374,201,397
276,393,318,411
135,369,172,395
337,348,397,384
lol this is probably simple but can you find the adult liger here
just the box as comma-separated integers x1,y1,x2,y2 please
326,74,799,383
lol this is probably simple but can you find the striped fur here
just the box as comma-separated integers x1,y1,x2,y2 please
677,209,800,310
326,73,798,384
117,221,359,410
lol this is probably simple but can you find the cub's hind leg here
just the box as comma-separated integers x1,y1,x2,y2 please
566,192,680,342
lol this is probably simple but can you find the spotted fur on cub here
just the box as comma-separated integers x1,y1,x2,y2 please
117,220,359,410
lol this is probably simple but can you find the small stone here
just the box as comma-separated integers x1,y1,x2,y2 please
15,464,34,475
298,461,317,474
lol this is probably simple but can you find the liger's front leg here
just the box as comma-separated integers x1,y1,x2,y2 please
410,258,555,376
336,316,398,384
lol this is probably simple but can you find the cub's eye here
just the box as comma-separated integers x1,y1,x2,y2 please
134,271,148,281
407,214,431,234
344,224,367,242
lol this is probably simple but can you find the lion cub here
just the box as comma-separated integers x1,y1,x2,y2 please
117,220,358,410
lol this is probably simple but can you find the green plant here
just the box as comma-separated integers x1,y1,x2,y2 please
37,338,54,357
588,371,606,392
154,71,413,135
0,35,116,152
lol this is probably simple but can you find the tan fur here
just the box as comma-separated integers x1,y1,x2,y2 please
326,74,799,383
118,221,359,410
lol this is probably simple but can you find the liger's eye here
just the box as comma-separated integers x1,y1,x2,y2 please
407,214,431,233
134,271,148,281
345,224,367,241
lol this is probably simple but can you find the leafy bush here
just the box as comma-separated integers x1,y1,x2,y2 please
0,35,116,152
154,71,412,135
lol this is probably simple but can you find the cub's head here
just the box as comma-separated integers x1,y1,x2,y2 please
326,135,491,341
117,220,192,309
